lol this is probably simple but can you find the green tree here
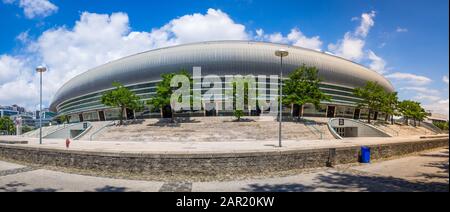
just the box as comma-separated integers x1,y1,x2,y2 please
354,81,386,124
381,92,399,125
56,114,70,124
398,100,427,127
21,125,34,134
0,117,16,135
147,70,192,120
229,78,255,121
233,110,244,121
101,82,143,125
415,107,428,127
434,122,449,131
283,65,330,118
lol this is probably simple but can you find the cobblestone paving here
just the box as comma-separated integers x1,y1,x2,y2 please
159,182,193,192
0,167,35,177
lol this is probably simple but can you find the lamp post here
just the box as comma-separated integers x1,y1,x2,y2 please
36,66,47,145
275,49,289,147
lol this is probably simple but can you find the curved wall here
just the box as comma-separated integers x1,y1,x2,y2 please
49,41,395,119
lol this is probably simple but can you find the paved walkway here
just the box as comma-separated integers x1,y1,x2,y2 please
1,134,448,154
0,148,448,192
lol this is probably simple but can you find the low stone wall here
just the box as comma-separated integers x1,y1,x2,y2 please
0,138,448,178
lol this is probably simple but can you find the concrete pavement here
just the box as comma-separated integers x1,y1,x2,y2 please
0,148,448,192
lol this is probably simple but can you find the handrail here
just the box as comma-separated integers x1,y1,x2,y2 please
89,121,115,141
353,119,395,137
327,118,343,139
421,122,443,134
359,120,399,136
43,122,88,139
22,123,74,138
43,123,75,137
304,121,324,139
73,122,93,140
375,123,399,137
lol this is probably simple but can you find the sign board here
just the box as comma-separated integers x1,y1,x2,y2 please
339,119,345,126
83,122,88,129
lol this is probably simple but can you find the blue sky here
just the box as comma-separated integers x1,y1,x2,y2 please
0,0,448,116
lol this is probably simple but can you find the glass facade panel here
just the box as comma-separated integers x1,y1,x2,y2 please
83,111,99,121
303,104,327,117
105,109,121,120
57,78,368,120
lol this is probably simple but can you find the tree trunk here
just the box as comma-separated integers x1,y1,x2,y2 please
119,106,125,125
299,104,303,118
413,118,417,127
391,116,394,125
367,110,371,124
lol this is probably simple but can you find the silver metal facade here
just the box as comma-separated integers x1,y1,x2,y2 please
50,41,395,114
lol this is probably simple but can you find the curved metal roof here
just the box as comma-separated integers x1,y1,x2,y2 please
50,41,395,111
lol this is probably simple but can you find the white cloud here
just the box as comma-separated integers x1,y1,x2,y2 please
396,27,408,33
165,8,248,44
328,11,376,61
400,87,440,96
328,33,365,61
0,55,28,84
287,28,323,51
423,99,449,118
413,94,441,102
0,9,257,109
255,28,323,51
3,0,58,19
367,50,387,74
443,75,449,85
355,11,376,37
386,72,433,85
0,55,38,108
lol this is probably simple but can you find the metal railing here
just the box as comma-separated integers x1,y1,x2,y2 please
301,118,324,139
89,121,115,141
357,119,398,137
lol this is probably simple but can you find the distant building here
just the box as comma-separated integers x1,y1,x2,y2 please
11,114,35,127
12,104,26,113
34,108,57,127
0,109,19,118
0,104,27,118
426,111,448,124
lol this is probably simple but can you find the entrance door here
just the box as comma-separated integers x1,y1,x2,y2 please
162,105,172,118
98,111,106,121
292,104,301,117
251,106,261,116
327,106,336,118
79,114,84,122
353,109,360,120
126,108,135,120
373,112,378,121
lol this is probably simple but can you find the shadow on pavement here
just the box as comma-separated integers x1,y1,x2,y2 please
0,181,59,192
92,185,130,192
419,148,449,182
243,183,315,192
314,172,449,192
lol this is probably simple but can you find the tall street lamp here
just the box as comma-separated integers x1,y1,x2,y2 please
275,49,288,147
36,65,47,145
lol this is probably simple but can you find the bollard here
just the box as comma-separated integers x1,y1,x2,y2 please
65,138,71,149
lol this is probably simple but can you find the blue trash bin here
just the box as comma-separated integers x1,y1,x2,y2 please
360,146,371,163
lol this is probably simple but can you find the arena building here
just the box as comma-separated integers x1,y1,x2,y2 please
49,41,395,123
